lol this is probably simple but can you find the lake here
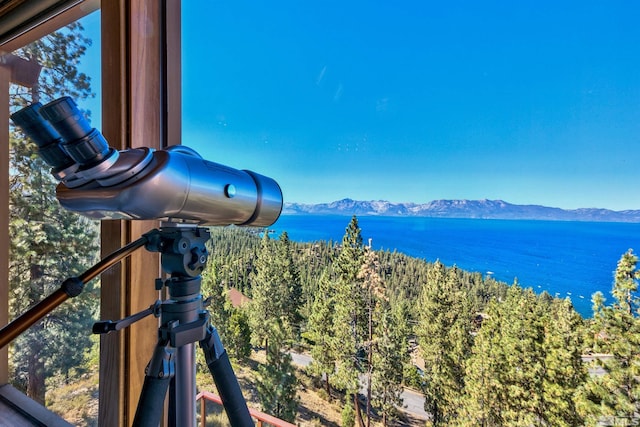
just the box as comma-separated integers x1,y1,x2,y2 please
271,215,640,317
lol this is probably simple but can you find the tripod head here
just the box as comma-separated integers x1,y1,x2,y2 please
145,226,210,279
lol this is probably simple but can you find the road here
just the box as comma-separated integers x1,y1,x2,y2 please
289,352,428,421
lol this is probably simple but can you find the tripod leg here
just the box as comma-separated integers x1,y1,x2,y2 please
170,343,197,427
200,325,254,427
133,339,175,427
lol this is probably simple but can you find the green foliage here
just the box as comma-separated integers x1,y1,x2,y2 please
204,221,510,333
248,231,302,350
256,331,299,423
331,216,366,397
9,23,97,404
245,231,302,422
341,398,356,427
335,216,364,279
403,363,423,391
541,299,586,427
201,262,231,339
250,232,302,345
199,264,251,363
356,246,411,426
458,285,586,427
305,269,336,392
249,233,281,348
416,262,473,426
276,232,303,338
205,227,262,295
225,307,252,361
371,296,410,426
11,22,94,107
612,249,640,315
580,250,640,426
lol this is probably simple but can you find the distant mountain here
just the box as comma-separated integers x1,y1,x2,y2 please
282,198,640,222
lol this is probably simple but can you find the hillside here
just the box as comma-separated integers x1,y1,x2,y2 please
283,198,640,222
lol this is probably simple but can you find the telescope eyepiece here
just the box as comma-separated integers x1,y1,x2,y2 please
10,102,76,172
39,96,92,143
40,96,112,167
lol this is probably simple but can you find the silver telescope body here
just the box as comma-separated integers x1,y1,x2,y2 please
11,97,283,227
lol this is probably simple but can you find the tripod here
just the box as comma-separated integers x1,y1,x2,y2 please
0,226,254,427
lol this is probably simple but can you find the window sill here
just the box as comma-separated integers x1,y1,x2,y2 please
0,384,73,427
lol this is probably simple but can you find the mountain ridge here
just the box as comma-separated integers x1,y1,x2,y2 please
282,198,640,222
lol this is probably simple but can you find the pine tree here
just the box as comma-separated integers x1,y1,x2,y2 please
540,298,586,427
200,262,252,362
371,295,410,426
504,287,548,425
275,231,303,341
256,329,299,422
416,262,472,426
457,284,537,426
249,231,303,351
249,232,281,351
306,269,336,395
457,297,506,427
459,284,585,427
224,305,252,361
9,22,97,404
201,261,231,341
358,246,385,427
580,249,640,426
331,216,366,425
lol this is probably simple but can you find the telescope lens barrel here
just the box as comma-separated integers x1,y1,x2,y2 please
40,96,111,167
10,103,76,171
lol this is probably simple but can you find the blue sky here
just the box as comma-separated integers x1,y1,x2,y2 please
81,2,640,210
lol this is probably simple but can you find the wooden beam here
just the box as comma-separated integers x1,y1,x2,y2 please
98,2,128,424
164,0,181,147
100,0,181,425
127,1,163,423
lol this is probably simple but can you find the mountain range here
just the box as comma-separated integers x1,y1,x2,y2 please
282,199,640,222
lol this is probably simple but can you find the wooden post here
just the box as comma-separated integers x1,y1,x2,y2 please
200,397,206,427
99,0,181,425
98,4,131,425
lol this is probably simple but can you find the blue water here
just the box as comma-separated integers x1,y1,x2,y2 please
271,215,640,317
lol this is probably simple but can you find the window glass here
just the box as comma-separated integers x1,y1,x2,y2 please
7,10,101,425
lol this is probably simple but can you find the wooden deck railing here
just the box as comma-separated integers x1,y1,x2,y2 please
196,391,297,427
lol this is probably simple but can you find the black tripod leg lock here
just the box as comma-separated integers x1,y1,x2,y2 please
133,340,175,427
200,324,225,363
160,310,209,348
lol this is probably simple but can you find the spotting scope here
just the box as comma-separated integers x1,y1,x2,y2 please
11,97,282,226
